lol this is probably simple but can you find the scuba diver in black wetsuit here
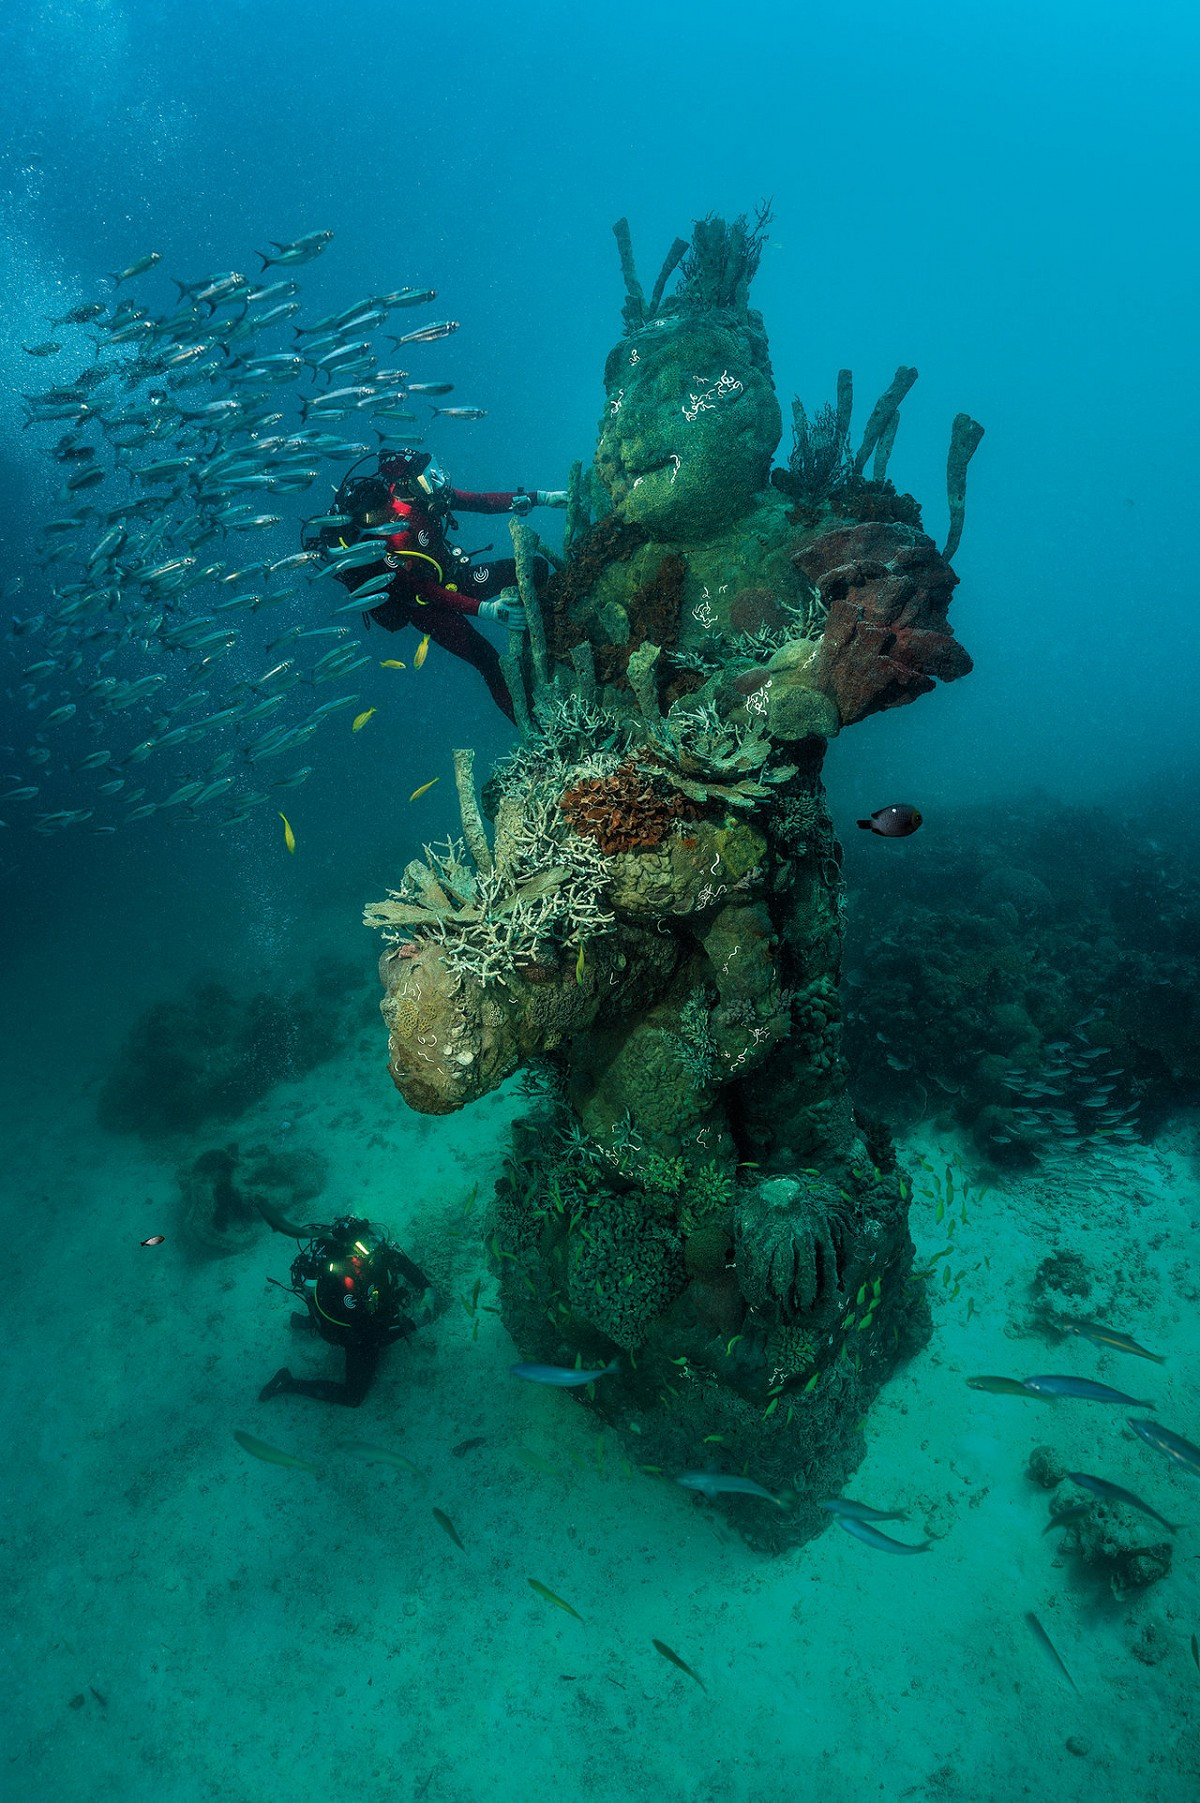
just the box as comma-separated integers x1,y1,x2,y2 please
256,1203,431,1408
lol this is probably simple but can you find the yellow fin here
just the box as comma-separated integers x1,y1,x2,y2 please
380,659,406,669
351,707,377,732
413,633,430,668
410,777,439,802
278,811,295,854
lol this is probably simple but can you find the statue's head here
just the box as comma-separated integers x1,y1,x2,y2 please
593,213,782,542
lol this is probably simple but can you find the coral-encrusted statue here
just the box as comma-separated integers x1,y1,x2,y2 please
365,208,981,1548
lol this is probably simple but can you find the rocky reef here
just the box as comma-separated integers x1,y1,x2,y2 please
99,955,371,1138
842,799,1200,1164
365,210,980,1549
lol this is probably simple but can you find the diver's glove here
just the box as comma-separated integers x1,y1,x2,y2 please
508,490,534,516
534,489,568,507
479,589,526,629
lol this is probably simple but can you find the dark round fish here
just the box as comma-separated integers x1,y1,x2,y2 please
857,803,923,837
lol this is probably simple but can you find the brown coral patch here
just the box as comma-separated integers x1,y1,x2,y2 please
590,553,688,691
794,522,972,726
546,535,687,697
780,480,924,532
728,586,785,634
544,516,649,664
559,758,703,856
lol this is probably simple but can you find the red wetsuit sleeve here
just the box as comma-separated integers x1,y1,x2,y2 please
449,488,522,514
421,579,480,616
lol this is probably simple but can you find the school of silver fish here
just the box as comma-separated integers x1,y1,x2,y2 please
3,232,482,835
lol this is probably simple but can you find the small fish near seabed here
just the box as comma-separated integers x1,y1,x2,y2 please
676,1472,785,1507
527,1578,584,1622
510,1359,620,1388
835,1516,931,1554
233,1428,319,1475
967,1375,1050,1398
431,1507,465,1551
651,1638,706,1693
857,802,923,837
1024,1611,1077,1692
1021,1375,1156,1408
1064,1471,1179,1535
344,1441,429,1480
818,1497,908,1522
1127,1418,1200,1478
1061,1317,1165,1363
140,1234,166,1247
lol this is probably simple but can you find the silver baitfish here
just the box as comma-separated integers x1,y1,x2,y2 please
1022,1375,1156,1407
510,1360,620,1388
1064,1471,1179,1534
835,1516,931,1554
676,1472,785,1507
1127,1418,1200,1477
818,1497,908,1522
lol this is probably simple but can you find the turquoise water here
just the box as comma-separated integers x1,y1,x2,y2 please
4,4,1200,1799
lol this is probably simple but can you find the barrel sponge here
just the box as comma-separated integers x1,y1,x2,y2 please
733,1175,846,1320
567,1196,686,1349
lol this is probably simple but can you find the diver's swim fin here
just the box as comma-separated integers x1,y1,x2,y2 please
255,1197,323,1239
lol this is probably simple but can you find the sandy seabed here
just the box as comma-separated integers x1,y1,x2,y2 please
4,962,1198,1803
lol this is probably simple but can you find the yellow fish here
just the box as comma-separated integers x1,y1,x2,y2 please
380,659,406,669
575,942,585,981
232,1429,317,1475
652,1638,706,1692
410,777,439,802
413,633,430,669
351,707,377,732
278,811,295,854
527,1578,584,1622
